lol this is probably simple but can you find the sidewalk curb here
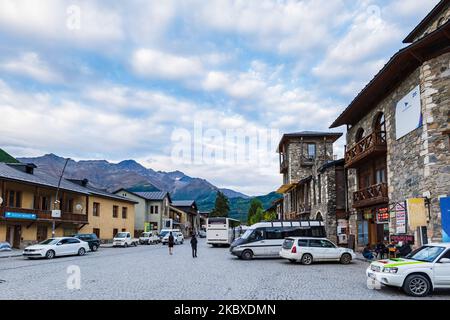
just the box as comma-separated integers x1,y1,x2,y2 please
0,253,23,259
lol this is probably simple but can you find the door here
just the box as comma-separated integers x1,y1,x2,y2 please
55,238,71,255
320,240,339,260
37,225,48,243
434,249,450,286
247,229,266,256
6,225,21,248
309,239,329,261
67,238,81,254
265,227,285,256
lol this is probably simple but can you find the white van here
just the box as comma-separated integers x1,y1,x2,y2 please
229,220,326,260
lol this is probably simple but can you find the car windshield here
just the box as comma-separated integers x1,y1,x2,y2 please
115,233,127,238
141,233,150,237
241,229,254,239
39,239,59,245
406,246,445,262
160,231,169,237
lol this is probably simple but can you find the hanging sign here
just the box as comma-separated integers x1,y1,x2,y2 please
395,202,407,234
376,207,389,223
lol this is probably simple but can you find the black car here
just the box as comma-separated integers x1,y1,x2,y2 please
72,233,100,251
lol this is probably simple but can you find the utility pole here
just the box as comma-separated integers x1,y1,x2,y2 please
52,158,70,238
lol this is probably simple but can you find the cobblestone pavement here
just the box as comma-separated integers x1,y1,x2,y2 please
0,239,449,300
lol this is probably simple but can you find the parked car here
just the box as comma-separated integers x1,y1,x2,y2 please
198,229,207,238
279,237,355,265
23,237,90,259
366,243,450,297
113,232,139,247
159,229,181,242
72,233,100,251
139,231,160,245
161,231,184,245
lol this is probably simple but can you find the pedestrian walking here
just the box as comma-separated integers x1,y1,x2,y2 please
168,231,174,255
190,233,198,258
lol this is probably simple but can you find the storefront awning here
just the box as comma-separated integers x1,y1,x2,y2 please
276,183,296,194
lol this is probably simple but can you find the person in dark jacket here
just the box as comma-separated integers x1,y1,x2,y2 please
168,232,174,255
190,233,198,258
362,244,374,260
398,242,412,257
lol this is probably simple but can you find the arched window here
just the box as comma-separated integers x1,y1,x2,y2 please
373,112,385,132
316,212,323,221
355,128,364,142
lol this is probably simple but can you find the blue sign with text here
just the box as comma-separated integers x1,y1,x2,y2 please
5,212,37,220
440,197,450,243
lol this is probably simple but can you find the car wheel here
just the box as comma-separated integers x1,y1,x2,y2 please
45,250,55,259
78,248,86,256
403,274,431,297
301,253,313,265
124,243,129,248
241,250,253,260
340,253,352,264
91,245,98,252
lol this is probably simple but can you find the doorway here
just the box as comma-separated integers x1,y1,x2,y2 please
6,225,22,248
37,225,48,243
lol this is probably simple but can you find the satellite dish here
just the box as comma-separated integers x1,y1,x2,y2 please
0,197,3,205
75,204,83,211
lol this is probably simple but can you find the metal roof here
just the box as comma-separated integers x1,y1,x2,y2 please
172,200,196,207
0,163,90,195
277,131,343,152
134,191,170,201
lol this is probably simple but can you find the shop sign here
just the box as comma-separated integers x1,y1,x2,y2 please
407,198,427,229
395,85,422,140
440,197,450,242
395,202,407,234
391,234,414,244
376,207,389,223
5,212,37,220
51,210,61,218
363,209,373,220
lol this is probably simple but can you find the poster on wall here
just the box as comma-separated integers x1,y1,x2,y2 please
395,84,422,140
407,198,427,229
395,202,407,234
440,197,450,242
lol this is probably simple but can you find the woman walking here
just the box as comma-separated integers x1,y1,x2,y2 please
168,231,174,255
190,233,198,258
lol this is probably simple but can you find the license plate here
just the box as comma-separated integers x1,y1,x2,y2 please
368,272,376,279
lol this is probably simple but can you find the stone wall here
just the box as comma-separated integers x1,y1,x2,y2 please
409,3,450,43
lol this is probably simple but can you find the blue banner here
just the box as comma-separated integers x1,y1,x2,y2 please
440,197,450,243
5,212,37,220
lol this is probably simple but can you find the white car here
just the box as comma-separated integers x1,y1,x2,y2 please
23,237,90,259
198,229,207,238
139,231,160,245
161,231,184,245
366,243,450,297
113,232,139,247
280,237,356,265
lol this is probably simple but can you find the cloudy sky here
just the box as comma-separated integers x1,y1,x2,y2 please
0,0,439,196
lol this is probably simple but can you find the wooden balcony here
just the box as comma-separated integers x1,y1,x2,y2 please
0,206,88,223
345,131,387,168
280,159,288,173
352,183,388,208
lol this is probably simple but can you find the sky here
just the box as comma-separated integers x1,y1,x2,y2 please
0,0,440,196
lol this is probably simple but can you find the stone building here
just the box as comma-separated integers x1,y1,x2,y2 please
330,0,450,249
276,131,347,244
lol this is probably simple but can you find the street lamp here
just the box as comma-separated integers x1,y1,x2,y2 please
52,158,70,238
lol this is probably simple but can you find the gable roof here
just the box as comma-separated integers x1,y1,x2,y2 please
172,200,197,207
403,0,449,43
134,191,170,201
330,21,450,128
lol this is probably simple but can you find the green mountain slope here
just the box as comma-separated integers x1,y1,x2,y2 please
0,149,19,163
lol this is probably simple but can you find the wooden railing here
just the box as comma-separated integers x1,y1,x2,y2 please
0,206,88,223
353,183,388,208
345,131,387,168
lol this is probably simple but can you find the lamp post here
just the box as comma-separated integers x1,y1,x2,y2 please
52,158,70,238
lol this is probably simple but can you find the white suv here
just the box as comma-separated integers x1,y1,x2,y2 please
280,237,356,265
161,231,184,245
366,243,450,297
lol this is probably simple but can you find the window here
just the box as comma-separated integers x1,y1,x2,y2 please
67,238,80,244
316,212,323,221
150,206,154,214
297,239,308,247
375,168,386,184
93,228,100,238
317,174,321,204
113,228,118,237
113,205,119,218
355,128,364,142
307,143,316,159
358,220,369,246
7,190,22,208
154,206,159,214
122,207,127,219
65,198,74,213
309,240,324,247
266,228,283,239
93,202,100,217
373,112,386,132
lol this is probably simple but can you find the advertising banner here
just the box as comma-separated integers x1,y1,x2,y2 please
395,85,422,139
395,202,407,234
440,197,450,242
407,198,427,229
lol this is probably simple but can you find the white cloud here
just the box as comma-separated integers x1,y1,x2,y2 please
1,52,62,83
131,48,204,80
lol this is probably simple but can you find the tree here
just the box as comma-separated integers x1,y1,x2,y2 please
247,198,263,225
210,191,230,217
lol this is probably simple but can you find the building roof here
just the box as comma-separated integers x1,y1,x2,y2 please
0,149,19,163
0,163,90,195
403,0,449,43
318,158,345,173
277,131,343,152
67,179,138,204
330,21,450,128
172,200,196,207
134,191,170,201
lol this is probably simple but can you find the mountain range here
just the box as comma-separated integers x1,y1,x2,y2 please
16,154,281,220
